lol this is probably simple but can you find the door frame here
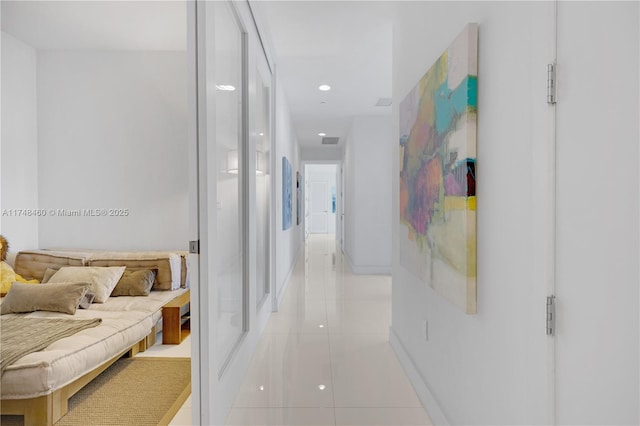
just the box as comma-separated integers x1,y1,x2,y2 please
302,160,343,246
186,0,201,423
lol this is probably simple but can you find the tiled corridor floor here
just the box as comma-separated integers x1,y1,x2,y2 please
225,234,432,426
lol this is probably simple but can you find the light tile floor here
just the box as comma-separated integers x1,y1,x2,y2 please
226,234,431,426
165,234,432,425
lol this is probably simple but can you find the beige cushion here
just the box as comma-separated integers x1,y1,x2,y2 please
14,250,188,290
48,266,125,303
14,250,89,281
179,252,190,288
41,267,60,283
87,252,181,290
110,269,156,297
1,282,91,315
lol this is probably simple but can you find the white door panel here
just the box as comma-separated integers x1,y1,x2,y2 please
555,3,639,424
310,181,328,233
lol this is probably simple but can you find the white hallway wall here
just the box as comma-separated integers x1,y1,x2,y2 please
274,81,303,305
391,2,638,425
392,2,552,424
1,32,39,251
36,50,189,251
343,116,392,274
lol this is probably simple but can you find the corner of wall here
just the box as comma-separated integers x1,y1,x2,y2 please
344,249,391,275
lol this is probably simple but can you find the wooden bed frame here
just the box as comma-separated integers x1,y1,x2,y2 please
2,249,188,424
0,332,152,425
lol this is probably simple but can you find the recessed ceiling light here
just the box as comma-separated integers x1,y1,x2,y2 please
318,84,331,91
318,133,327,137
216,84,236,91
318,384,326,390
259,132,264,136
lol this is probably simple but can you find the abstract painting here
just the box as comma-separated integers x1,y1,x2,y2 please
282,157,292,230
399,24,478,314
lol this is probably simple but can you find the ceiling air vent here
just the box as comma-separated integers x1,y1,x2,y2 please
322,137,340,145
375,97,392,107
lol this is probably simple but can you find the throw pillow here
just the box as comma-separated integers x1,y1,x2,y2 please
110,269,156,297
1,281,91,315
48,266,125,303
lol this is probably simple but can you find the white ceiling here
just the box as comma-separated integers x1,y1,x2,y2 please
1,1,186,51
1,0,390,148
252,1,394,148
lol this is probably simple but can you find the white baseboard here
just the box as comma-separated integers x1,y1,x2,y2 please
389,327,450,426
344,251,392,275
274,245,303,312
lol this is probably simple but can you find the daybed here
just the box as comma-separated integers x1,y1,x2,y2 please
0,249,190,425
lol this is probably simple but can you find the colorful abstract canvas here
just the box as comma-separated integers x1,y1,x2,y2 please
282,157,292,230
399,24,478,314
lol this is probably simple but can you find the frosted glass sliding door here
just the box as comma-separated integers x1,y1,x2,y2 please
214,1,245,373
255,53,271,306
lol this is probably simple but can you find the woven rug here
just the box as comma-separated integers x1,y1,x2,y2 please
1,357,191,426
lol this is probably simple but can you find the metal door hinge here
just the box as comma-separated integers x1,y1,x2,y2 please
189,240,200,254
546,295,556,336
547,63,557,104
